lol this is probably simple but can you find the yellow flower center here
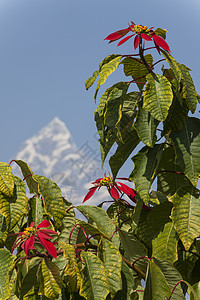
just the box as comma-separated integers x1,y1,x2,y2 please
134,24,150,34
100,176,113,186
23,227,35,237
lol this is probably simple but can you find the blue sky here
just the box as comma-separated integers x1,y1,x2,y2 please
0,0,200,172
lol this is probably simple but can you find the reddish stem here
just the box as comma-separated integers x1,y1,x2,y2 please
23,174,33,181
168,280,184,300
151,58,166,68
133,256,151,265
69,224,88,244
66,206,74,213
110,228,120,240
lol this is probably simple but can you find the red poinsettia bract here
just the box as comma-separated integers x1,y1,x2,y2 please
105,21,170,53
83,172,136,203
11,220,58,258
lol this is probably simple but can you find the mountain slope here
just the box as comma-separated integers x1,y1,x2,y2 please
13,117,108,204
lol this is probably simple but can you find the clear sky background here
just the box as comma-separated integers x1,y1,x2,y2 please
0,0,200,171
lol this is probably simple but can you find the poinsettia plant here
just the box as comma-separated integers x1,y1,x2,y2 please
0,20,199,299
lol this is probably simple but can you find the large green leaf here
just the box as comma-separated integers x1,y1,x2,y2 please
13,160,38,194
32,175,66,228
163,94,189,133
152,222,178,264
119,230,147,273
121,54,153,91
130,144,164,204
29,196,45,226
98,238,122,298
115,260,136,300
190,282,200,299
177,63,197,113
161,51,182,88
59,242,81,293
95,55,122,101
170,186,200,251
153,258,185,299
76,205,119,247
0,176,28,232
134,104,159,147
143,73,173,121
0,192,10,232
137,201,173,247
161,51,197,112
0,249,15,300
157,147,191,197
0,162,14,197
109,129,140,179
78,220,112,241
143,259,171,300
104,82,129,131
174,249,198,282
21,257,43,298
80,252,110,300
10,176,28,230
170,117,200,186
58,199,76,244
38,258,62,299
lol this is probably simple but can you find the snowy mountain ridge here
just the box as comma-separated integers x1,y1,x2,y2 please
13,117,108,205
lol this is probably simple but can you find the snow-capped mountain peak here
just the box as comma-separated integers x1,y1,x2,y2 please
13,117,107,204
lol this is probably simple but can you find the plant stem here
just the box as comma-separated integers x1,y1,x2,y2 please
139,36,153,74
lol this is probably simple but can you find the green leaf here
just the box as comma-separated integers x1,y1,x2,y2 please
157,147,191,197
160,51,182,88
137,201,173,247
85,70,99,90
152,222,178,264
174,249,198,282
177,63,197,113
58,199,76,244
170,117,200,186
121,54,153,91
29,196,45,226
98,238,122,298
78,220,111,241
0,162,14,197
109,129,140,179
134,104,159,147
163,94,189,133
95,55,122,101
154,28,167,39
10,176,28,230
13,160,38,194
116,260,136,300
143,260,171,300
21,257,43,298
130,144,164,204
32,175,66,228
0,193,10,232
76,205,119,247
0,249,15,300
79,252,110,300
104,82,130,131
59,242,81,293
143,73,173,121
39,258,62,299
170,186,200,251
153,258,185,299
119,230,147,273
190,282,200,300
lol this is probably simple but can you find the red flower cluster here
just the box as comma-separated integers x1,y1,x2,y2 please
104,21,170,53
11,220,58,258
83,172,136,203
